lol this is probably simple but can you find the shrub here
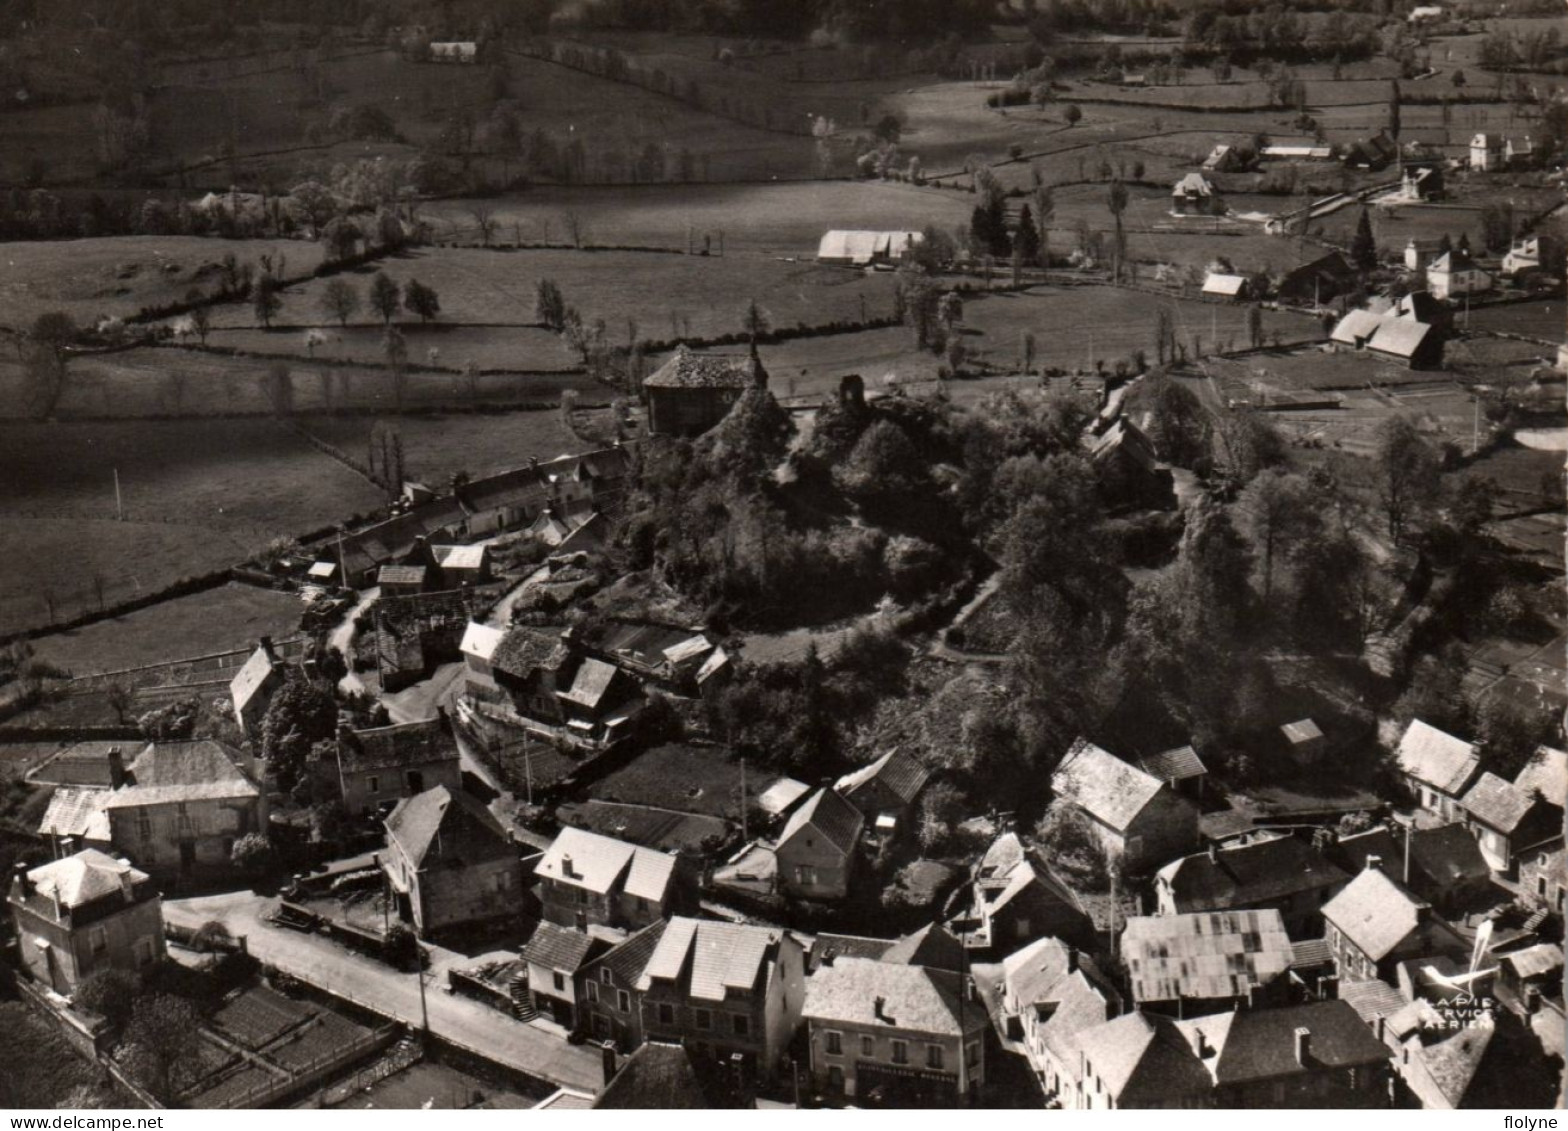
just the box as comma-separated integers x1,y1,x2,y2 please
73,968,138,1028
230,833,274,875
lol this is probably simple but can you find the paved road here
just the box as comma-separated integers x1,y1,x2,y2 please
164,890,603,1095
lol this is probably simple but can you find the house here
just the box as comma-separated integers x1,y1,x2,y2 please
377,564,429,597
1171,173,1222,215
27,742,142,790
99,741,265,882
1154,836,1349,938
1321,863,1464,983
522,920,608,1029
230,637,284,738
1261,144,1334,161
1470,133,1502,171
1001,934,1117,1045
954,832,1094,953
312,714,462,817
432,544,491,587
380,785,521,938
594,1040,748,1109
1395,720,1482,823
1344,131,1399,171
1513,745,1567,806
816,230,923,267
1181,999,1392,1108
1327,824,1491,913
1408,5,1444,20
776,787,863,901
643,346,767,438
1459,771,1563,873
1281,718,1328,764
1276,251,1357,307
1203,145,1243,173
1051,739,1199,873
37,788,112,855
803,956,988,1105
372,588,487,693
428,41,478,63
1426,250,1492,301
575,619,721,694
1068,1010,1214,1109
834,748,931,837
1120,910,1294,1015
1505,135,1534,167
1201,272,1253,301
1366,316,1443,369
7,849,165,996
535,826,679,931
881,922,967,973
1009,946,1119,1103
757,776,810,818
637,916,806,1082
1395,164,1444,202
458,621,505,697
1404,239,1444,273
485,624,641,747
1498,942,1563,1015
1393,1004,1514,1109
1520,841,1565,919
579,920,667,1050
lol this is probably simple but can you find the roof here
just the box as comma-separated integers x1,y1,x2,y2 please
817,230,922,264
383,785,511,868
1331,308,1386,346
1368,317,1434,360
537,826,676,903
230,642,281,713
1156,836,1347,914
1052,739,1166,834
29,742,143,788
433,544,487,570
338,716,458,774
24,849,149,911
1339,978,1409,1025
803,957,987,1037
881,922,965,973
808,933,894,972
376,565,427,586
1514,746,1568,807
100,741,260,809
307,561,337,579
1396,720,1481,796
1501,942,1563,981
1281,718,1323,745
1038,970,1115,1078
644,346,761,391
835,748,931,809
639,916,781,1001
757,777,810,816
595,1042,735,1109
557,657,619,710
1411,1024,1495,1108
1139,745,1207,783
1322,868,1427,962
1203,273,1248,296
37,787,111,842
490,625,570,680
1461,772,1545,835
1430,250,1479,274
1121,910,1293,1004
459,621,504,663
1290,938,1333,968
1408,824,1491,888
1076,1012,1213,1105
1172,172,1214,196
778,788,863,857
1201,1000,1389,1085
523,920,597,973
1002,935,1077,1008
533,1090,594,1111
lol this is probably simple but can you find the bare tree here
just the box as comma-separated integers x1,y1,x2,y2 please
92,572,106,612
467,202,498,247
561,209,586,249
106,680,133,724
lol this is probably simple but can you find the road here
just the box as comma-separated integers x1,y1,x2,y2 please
164,890,604,1094
330,586,381,697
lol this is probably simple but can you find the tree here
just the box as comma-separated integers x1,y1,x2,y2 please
192,920,233,953
1247,303,1264,349
368,272,401,324
1350,207,1377,272
259,675,337,791
1475,690,1554,781
384,326,409,409
562,209,586,248
536,279,566,331
122,995,204,1101
1107,180,1129,282
320,278,359,327
263,361,293,415
252,275,282,328
188,300,211,347
1451,68,1466,88
74,968,137,1028
22,311,76,418
467,201,497,246
1375,416,1441,543
1015,203,1041,264
106,680,133,724
323,216,361,262
403,278,441,323
1237,470,1317,601
289,179,338,232
1389,80,1402,140
742,299,770,344
1063,103,1082,127
230,833,274,875
834,418,929,506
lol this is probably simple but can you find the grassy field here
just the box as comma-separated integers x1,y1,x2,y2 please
298,409,588,486
1468,300,1568,342
28,583,306,676
587,742,749,818
0,418,383,632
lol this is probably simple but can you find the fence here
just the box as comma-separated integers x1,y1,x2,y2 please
205,1023,400,1110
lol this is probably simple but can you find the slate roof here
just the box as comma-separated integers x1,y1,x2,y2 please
583,920,669,987
1156,835,1348,914
459,621,504,663
1121,910,1293,1004
1172,173,1215,197
1368,317,1435,360
757,777,810,816
1460,771,1541,834
778,788,863,857
490,625,570,680
340,717,458,773
100,741,259,809
1408,824,1491,889
383,785,511,868
537,826,676,903
1396,720,1481,796
808,933,894,972
595,1042,733,1109
523,920,597,972
1200,1000,1389,1085
835,748,932,809
1281,718,1323,745
1076,1011,1213,1106
558,657,619,710
434,544,487,570
1052,739,1165,834
37,787,110,842
1038,971,1114,1080
1411,1024,1494,1108
1322,868,1427,962
230,642,280,714
881,922,965,973
803,957,987,1037
1203,273,1248,296
24,849,149,911
377,565,428,587
1515,746,1568,806
1331,308,1386,346
1501,942,1563,981
644,346,762,390
639,916,780,1001
1339,978,1409,1025
1430,250,1478,274
1002,935,1077,1009
31,742,144,788
1290,938,1333,968
1139,745,1207,783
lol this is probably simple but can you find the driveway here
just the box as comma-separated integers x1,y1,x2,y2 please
164,890,603,1095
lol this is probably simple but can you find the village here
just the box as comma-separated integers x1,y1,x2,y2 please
1,0,1566,1115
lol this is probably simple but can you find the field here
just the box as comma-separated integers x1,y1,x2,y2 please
557,797,732,854
1468,299,1568,343
587,742,750,818
298,409,588,486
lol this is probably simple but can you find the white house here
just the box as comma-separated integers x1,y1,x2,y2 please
1470,133,1502,172
1427,250,1492,300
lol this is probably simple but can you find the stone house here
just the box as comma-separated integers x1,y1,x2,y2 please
1327,824,1491,914
1520,841,1565,921
643,346,767,437
579,920,667,1051
100,740,266,883
637,916,805,1082
1000,935,1122,1097
1321,863,1465,984
535,826,679,932
312,714,463,817
776,787,864,901
835,749,932,838
1051,739,1199,874
230,637,284,738
380,785,521,939
803,957,988,1105
1067,1010,1214,1109
1154,836,1348,939
522,920,608,1030
7,850,165,996
1458,771,1563,874
1394,720,1482,823
953,832,1095,954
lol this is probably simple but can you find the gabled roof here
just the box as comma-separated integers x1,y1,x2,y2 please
1461,771,1549,835
433,544,487,570
1339,978,1408,1025
757,777,810,816
778,788,863,857
339,716,458,774
459,621,504,663
1002,935,1077,1008
230,642,281,713
1322,868,1427,962
376,564,427,587
523,919,597,973
490,625,570,680
639,916,782,1001
23,849,149,911
37,787,110,842
974,833,1084,925
100,740,259,809
644,346,761,390
808,933,894,972
835,748,931,808
1281,718,1323,745
1202,273,1248,296
1121,910,1293,1003
1038,970,1115,1079
1367,317,1434,360
1331,308,1386,346
1077,1011,1213,1106
595,1042,737,1109
1172,172,1215,196
1052,739,1166,834
1202,1000,1389,1085
803,957,988,1037
584,920,669,986
1408,823,1491,889
1502,942,1563,981
1396,720,1481,796
29,741,143,788
1430,250,1479,274
881,922,965,973
817,230,922,264
557,657,619,710
1410,1023,1495,1109
1139,745,1206,783
384,785,511,868
537,826,676,903
1156,835,1347,914
1514,746,1568,807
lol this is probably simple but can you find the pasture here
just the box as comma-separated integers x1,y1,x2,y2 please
298,409,588,486
1467,300,1567,343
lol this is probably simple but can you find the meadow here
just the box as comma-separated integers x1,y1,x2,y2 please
298,409,587,486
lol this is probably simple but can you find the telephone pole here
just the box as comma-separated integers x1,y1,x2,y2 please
113,467,123,521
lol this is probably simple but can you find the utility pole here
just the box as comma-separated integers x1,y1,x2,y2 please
1472,395,1480,455
113,467,123,521
524,739,534,806
1403,821,1412,886
416,945,430,1036
739,757,748,842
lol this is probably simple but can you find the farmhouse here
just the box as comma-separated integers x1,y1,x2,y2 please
1328,308,1443,369
7,849,165,997
1344,131,1399,171
776,787,864,900
1203,145,1243,173
535,826,679,931
372,589,485,692
1067,1011,1213,1109
1395,720,1482,822
643,346,768,438
1321,863,1464,983
380,784,521,939
230,637,284,738
579,920,667,1051
1426,250,1492,300
1458,771,1563,873
1470,133,1502,171
1275,251,1356,306
1502,235,1562,279
954,832,1094,953
1171,173,1223,216
834,748,931,834
816,230,923,267
1154,836,1348,938
312,714,462,817
1050,739,1199,873
1120,910,1294,1015
432,544,491,587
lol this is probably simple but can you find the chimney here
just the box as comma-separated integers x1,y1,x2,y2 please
1066,948,1077,974
601,1040,619,1082
258,635,275,660
873,996,888,1022
562,854,575,880
1375,1016,1386,1043
58,835,78,858
1365,855,1383,873
1207,842,1218,865
107,746,126,790
119,867,135,903
12,863,28,898
1294,1027,1311,1066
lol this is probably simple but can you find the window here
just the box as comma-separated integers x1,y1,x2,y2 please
732,1014,749,1038
658,1003,675,1025
695,1008,712,1030
617,990,631,1014
553,972,565,992
966,1041,980,1068
861,1035,875,1058
587,982,600,1003
825,1031,843,1056
795,865,816,887
134,938,155,967
368,775,381,794
136,811,153,842
892,1040,908,1066
89,927,107,954
927,1044,944,1070
601,968,613,985
1015,917,1031,939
